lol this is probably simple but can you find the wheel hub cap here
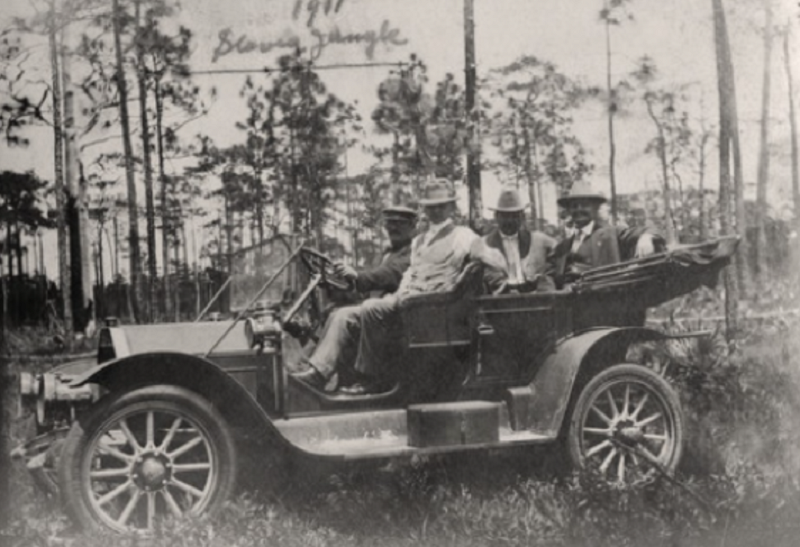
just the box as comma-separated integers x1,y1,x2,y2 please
134,453,171,490
615,425,645,446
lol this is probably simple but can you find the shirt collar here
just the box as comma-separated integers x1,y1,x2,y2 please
576,221,595,237
426,218,453,238
500,231,519,242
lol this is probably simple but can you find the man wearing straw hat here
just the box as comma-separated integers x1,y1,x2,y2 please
548,180,665,288
482,186,556,292
292,178,505,394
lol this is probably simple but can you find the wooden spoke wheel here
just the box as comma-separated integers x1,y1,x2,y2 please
59,385,237,534
567,364,684,484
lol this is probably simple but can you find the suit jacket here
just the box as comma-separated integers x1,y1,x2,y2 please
354,241,411,295
548,222,665,288
483,228,556,292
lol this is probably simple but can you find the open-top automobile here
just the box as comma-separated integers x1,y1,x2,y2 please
14,236,738,534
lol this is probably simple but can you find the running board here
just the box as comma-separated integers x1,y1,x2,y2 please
273,404,554,459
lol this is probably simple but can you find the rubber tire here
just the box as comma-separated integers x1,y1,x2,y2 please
58,385,238,533
566,364,684,477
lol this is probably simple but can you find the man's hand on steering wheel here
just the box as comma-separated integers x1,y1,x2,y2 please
333,263,358,283
299,247,351,290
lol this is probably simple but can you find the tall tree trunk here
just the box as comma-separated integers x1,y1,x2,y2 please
754,0,773,277
15,225,23,277
698,130,709,240
523,122,538,226
288,128,302,233
224,195,233,274
604,2,618,223
97,222,104,296
112,215,120,280
391,133,401,203
6,224,12,278
61,20,92,331
112,0,142,323
174,230,181,321
782,22,800,234
154,78,171,321
531,134,544,226
712,0,739,342
464,0,483,231
645,100,678,245
730,47,749,296
49,2,73,337
0,298,8,530
254,168,265,246
135,0,157,320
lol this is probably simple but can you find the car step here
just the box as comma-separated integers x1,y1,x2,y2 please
274,403,551,459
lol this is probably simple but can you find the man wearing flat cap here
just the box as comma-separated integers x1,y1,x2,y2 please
333,205,418,297
482,186,556,292
293,204,417,391
293,178,505,394
548,180,665,288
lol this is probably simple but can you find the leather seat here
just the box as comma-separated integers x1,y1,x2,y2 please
399,262,484,348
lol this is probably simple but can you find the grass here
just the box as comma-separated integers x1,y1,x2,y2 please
3,292,800,547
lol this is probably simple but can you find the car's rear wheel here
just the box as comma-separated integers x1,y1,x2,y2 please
59,385,237,534
566,364,684,484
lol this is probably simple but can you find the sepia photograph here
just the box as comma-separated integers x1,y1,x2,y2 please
0,0,799,545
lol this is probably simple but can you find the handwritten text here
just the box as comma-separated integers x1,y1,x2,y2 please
211,20,407,63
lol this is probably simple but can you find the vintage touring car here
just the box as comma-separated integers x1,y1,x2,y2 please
14,237,738,533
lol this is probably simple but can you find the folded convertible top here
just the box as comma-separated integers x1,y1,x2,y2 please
571,236,740,308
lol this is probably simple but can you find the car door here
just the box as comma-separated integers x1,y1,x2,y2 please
470,291,572,384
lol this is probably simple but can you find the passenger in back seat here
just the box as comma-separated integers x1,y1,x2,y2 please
482,187,556,293
292,178,506,395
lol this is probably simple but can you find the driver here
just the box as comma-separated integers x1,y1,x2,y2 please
292,205,416,389
292,178,506,394
332,205,418,298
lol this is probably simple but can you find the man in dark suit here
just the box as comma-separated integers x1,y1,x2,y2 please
548,181,665,289
482,186,556,292
332,206,416,298
291,205,417,391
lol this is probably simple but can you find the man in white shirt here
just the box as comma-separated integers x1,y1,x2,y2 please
482,187,556,292
292,178,505,394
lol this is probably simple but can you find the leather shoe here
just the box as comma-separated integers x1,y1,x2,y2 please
338,380,389,395
291,367,327,390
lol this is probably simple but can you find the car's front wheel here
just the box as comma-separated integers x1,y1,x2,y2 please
566,364,684,484
59,385,237,533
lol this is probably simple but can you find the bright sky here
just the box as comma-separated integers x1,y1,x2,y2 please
1,0,798,277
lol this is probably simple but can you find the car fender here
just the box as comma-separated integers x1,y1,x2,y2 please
70,352,293,450
528,327,667,437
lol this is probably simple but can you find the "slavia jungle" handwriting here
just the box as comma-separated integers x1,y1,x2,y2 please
211,20,407,63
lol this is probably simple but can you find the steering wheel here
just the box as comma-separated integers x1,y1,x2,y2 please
299,247,351,291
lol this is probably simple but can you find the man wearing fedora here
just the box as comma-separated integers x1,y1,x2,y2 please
292,178,505,394
548,180,665,288
290,204,417,390
482,186,556,293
